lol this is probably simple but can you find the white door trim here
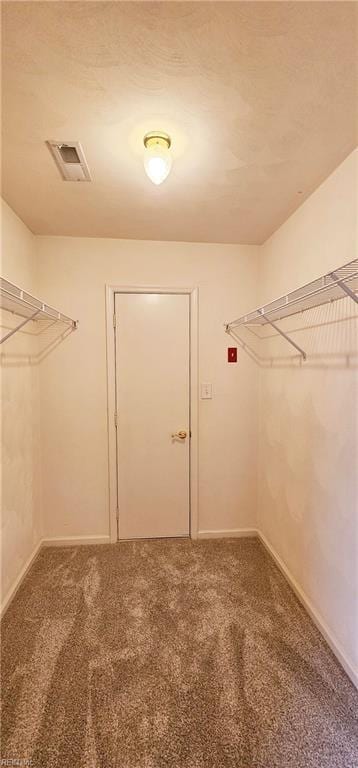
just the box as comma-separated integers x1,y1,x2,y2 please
106,285,199,543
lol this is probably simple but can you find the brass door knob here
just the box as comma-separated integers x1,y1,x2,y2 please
171,430,187,440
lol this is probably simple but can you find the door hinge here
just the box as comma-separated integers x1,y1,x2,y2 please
116,506,119,521
113,312,116,328
114,412,118,428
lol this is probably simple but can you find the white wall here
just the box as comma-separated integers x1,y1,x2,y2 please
1,149,357,687
36,237,260,541
0,200,43,610
258,150,358,681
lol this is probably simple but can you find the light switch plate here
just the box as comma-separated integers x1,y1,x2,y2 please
201,382,212,399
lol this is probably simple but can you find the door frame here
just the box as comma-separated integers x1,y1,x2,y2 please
106,284,199,543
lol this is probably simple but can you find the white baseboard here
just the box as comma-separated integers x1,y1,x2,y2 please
198,528,258,539
42,535,111,547
258,530,358,690
1,538,43,617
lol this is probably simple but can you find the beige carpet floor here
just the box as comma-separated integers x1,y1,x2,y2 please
1,538,358,768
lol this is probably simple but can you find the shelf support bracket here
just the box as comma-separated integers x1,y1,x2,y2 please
258,309,307,360
0,309,41,345
330,271,358,305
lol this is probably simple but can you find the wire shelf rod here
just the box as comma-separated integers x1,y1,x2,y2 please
0,275,78,344
226,260,358,330
1,286,74,325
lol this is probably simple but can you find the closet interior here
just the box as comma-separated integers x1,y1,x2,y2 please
1,2,357,766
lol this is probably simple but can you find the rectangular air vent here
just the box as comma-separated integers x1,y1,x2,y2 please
47,141,91,182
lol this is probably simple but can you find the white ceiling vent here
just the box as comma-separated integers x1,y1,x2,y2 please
47,141,91,181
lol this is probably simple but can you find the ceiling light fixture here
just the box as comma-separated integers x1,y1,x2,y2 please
143,132,172,185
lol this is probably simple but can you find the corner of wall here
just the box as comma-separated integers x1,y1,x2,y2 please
1,197,44,610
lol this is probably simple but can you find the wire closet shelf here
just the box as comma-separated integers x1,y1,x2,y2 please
225,259,358,360
0,276,78,344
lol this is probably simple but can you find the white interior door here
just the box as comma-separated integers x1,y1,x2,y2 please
115,292,190,539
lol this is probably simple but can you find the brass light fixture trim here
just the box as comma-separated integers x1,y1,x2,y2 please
143,131,171,150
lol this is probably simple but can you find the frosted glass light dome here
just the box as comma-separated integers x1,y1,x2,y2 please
143,133,172,185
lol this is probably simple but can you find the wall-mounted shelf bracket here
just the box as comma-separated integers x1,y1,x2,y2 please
225,310,307,359
0,308,41,345
257,309,307,360
330,271,358,305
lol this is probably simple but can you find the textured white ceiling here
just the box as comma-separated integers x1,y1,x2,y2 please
1,1,357,244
